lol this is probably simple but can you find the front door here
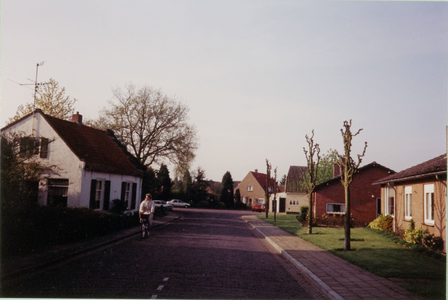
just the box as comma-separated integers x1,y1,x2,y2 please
279,198,286,213
376,197,381,218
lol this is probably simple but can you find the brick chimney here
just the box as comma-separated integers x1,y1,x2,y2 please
72,112,83,124
255,169,258,174
333,159,345,178
333,163,341,178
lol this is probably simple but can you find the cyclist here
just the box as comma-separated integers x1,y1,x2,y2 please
139,193,155,235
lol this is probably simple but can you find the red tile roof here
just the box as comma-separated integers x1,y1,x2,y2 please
42,112,143,177
373,154,446,185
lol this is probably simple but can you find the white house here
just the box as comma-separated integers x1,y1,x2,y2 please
284,166,308,214
1,109,144,213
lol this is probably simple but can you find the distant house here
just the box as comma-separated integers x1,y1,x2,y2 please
283,166,308,214
1,109,144,213
313,162,395,226
373,154,446,249
234,169,275,208
269,185,286,213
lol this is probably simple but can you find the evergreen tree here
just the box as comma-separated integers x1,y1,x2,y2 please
183,169,193,202
157,164,172,201
235,189,242,208
219,171,234,209
192,167,208,205
142,167,158,198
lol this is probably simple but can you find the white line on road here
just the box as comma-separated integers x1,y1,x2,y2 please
157,285,164,291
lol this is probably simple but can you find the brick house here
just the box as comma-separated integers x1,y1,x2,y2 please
373,154,446,249
1,109,144,213
313,162,395,226
234,169,275,208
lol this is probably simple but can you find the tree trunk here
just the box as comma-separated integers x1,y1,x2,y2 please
307,192,313,234
344,185,351,251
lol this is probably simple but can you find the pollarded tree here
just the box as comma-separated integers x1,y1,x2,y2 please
265,159,272,218
96,84,198,172
337,120,367,251
303,130,321,234
219,171,234,209
8,78,77,124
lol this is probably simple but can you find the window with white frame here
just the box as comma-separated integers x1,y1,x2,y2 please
384,187,395,216
47,178,69,207
124,182,131,208
405,186,412,220
257,198,265,204
95,180,105,209
247,186,253,191
326,203,345,214
424,184,434,225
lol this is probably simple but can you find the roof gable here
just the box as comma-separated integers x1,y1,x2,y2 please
285,166,308,193
374,154,446,185
41,112,143,177
315,161,394,190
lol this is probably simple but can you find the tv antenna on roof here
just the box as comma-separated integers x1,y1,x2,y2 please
9,62,50,110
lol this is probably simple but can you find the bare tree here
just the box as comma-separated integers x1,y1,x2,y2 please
303,130,321,234
265,159,272,218
337,120,367,251
97,84,198,171
8,78,77,124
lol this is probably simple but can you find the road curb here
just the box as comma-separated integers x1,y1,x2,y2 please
245,217,344,300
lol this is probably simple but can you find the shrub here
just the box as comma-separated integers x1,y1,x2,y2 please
368,214,393,232
1,205,139,257
300,206,309,220
422,233,444,252
198,200,209,208
217,202,226,209
109,199,127,214
405,225,423,245
321,213,329,226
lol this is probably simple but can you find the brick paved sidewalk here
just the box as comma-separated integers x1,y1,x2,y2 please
243,215,421,300
1,211,180,281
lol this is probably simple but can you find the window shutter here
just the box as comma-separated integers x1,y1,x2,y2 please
90,179,97,209
40,138,49,158
121,182,126,201
103,180,111,211
131,182,137,209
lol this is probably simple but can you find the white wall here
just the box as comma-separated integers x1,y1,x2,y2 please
3,112,142,212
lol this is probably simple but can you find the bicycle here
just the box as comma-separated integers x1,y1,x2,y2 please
140,212,151,239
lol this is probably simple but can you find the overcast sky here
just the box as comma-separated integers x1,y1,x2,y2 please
2,1,447,182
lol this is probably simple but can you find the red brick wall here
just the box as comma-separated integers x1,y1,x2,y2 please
314,165,391,226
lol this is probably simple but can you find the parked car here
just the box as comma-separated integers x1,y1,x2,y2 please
168,199,191,208
252,204,265,212
154,200,173,211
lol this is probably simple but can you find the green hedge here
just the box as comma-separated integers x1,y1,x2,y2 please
1,205,139,257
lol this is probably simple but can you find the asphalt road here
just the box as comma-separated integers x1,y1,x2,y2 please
2,209,325,299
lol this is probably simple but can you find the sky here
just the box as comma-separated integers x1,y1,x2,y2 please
2,0,448,182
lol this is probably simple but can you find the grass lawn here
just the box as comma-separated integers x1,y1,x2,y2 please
258,214,446,300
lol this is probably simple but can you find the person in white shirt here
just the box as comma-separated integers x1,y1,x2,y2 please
139,193,155,229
